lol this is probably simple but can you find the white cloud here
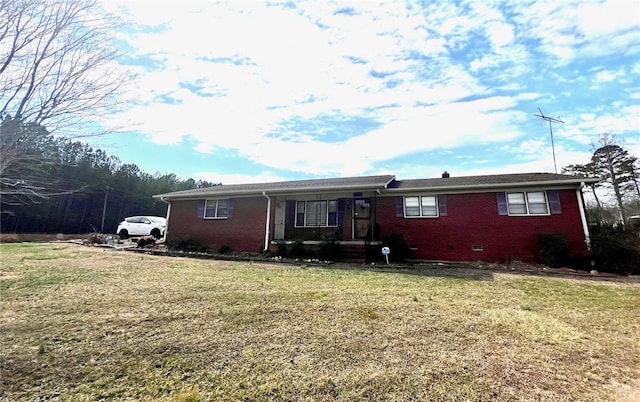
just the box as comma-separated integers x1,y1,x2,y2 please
594,70,618,83
95,0,639,180
512,0,640,64
232,100,526,176
389,146,594,181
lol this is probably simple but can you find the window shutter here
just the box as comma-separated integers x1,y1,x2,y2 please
286,200,296,226
438,195,447,216
227,199,235,217
337,198,347,225
496,193,508,215
547,190,562,214
395,196,404,217
197,200,205,218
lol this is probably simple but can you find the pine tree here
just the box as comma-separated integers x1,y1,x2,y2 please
590,135,637,221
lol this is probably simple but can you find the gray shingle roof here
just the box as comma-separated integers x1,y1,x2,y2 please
154,172,598,200
154,175,396,199
388,172,598,191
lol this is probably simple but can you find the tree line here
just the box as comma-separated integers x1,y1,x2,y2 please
1,116,216,234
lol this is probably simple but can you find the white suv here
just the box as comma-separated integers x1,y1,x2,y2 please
117,216,166,239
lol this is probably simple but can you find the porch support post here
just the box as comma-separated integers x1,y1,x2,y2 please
262,191,271,251
576,184,591,250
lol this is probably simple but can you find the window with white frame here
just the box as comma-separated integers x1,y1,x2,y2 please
404,196,438,217
295,200,337,227
204,199,228,218
507,191,549,215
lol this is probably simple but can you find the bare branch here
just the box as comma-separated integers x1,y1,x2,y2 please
0,0,131,133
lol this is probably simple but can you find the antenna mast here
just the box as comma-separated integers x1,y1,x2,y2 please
534,107,564,173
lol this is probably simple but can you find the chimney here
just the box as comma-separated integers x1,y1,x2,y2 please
442,171,450,178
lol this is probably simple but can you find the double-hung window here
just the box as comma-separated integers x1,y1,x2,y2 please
204,199,228,218
404,196,438,217
507,191,549,215
295,200,337,227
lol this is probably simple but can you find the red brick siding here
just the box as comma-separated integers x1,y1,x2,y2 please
167,197,267,253
377,190,589,262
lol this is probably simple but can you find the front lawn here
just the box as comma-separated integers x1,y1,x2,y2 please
1,243,639,401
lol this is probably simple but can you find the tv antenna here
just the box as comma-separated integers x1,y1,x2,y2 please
534,107,564,173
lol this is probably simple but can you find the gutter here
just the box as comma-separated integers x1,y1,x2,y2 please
576,182,591,251
154,176,601,201
159,197,171,243
262,191,271,252
153,181,396,201
384,178,601,193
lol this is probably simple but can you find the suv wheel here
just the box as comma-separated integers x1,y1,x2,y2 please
118,229,129,239
150,228,162,239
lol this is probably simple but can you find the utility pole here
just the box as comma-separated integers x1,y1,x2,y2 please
100,188,109,233
534,107,564,173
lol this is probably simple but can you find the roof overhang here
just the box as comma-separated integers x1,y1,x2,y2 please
154,175,396,201
153,174,599,201
384,178,600,193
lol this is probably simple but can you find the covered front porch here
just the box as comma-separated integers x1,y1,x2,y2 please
268,195,383,262
273,196,380,242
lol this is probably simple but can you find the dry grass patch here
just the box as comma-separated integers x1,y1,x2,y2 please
1,243,639,401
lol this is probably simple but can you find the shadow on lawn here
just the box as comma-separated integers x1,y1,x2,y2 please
310,261,497,282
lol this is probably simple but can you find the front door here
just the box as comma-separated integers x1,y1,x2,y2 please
274,200,285,240
353,198,371,239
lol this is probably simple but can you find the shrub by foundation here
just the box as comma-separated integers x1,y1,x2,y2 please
538,232,569,268
590,225,640,275
276,243,288,258
165,235,208,253
289,241,306,259
318,240,340,261
381,232,411,262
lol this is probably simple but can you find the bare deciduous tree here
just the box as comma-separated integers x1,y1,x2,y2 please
0,0,129,134
0,0,131,208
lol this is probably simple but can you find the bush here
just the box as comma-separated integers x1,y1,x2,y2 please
590,225,640,275
276,243,287,258
165,235,208,253
289,240,306,259
137,235,156,248
381,233,411,262
217,245,232,254
538,232,569,268
318,240,340,261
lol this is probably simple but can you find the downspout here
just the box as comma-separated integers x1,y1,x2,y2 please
262,191,271,252
576,183,591,250
160,197,171,243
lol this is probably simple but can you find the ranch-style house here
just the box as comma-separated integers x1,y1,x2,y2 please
154,172,598,263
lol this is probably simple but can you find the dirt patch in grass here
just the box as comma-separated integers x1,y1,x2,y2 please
1,243,639,401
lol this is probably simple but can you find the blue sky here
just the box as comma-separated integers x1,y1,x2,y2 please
96,0,639,184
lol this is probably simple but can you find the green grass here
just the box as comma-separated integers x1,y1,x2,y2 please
1,243,639,401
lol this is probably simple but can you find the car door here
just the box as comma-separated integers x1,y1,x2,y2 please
129,217,149,236
139,217,154,235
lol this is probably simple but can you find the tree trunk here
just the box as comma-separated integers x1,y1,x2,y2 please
608,164,627,221
589,184,602,209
